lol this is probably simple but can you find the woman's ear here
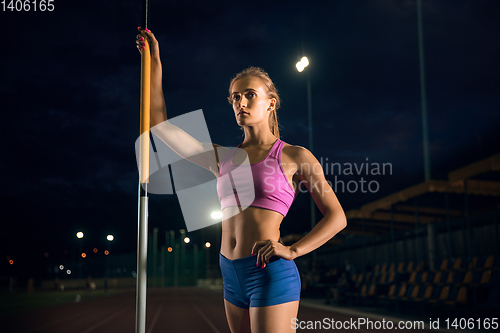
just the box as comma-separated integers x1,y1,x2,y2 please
268,98,277,111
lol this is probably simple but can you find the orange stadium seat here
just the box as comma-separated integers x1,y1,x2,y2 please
468,256,478,270
462,270,473,285
452,257,463,270
428,285,448,303
421,271,431,284
367,283,376,297
365,271,372,283
456,286,468,305
378,272,387,284
479,270,492,285
420,285,434,302
416,260,424,271
356,273,364,287
433,271,443,284
440,258,449,271
400,284,417,301
408,271,417,284
387,271,397,284
393,283,407,300
484,255,495,270
358,284,367,297
406,261,414,272
442,286,460,306
444,271,455,285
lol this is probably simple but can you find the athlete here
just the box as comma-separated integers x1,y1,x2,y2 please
136,27,347,333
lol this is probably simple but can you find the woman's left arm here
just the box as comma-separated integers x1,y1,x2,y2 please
288,146,347,259
253,146,347,267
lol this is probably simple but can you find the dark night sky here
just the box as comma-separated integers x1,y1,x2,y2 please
1,0,499,280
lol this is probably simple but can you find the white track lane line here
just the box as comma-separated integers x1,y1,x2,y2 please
80,307,128,333
146,303,164,333
192,303,222,333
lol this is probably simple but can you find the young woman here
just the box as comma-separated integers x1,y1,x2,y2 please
136,27,347,333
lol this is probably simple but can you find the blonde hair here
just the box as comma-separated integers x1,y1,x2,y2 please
227,67,281,139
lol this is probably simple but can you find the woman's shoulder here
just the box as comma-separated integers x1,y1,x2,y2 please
281,141,313,161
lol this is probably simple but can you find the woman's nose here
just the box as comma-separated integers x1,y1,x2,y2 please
237,97,247,108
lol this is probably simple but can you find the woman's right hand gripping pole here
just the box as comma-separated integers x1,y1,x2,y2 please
134,27,226,177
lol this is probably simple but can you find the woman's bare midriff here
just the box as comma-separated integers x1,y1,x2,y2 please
220,206,284,260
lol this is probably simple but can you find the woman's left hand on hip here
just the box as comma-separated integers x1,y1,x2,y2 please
251,239,294,268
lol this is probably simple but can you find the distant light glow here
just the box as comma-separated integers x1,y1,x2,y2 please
59,265,64,270
76,232,84,239
93,248,98,253
167,247,172,252
44,252,49,257
9,260,13,265
66,269,72,275
107,235,114,241
211,211,222,219
296,56,309,72
205,242,211,248
104,250,109,255
301,56,309,67
81,253,86,258
184,237,190,244
6,255,10,260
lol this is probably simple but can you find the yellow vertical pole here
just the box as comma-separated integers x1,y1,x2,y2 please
136,26,150,333
139,32,151,184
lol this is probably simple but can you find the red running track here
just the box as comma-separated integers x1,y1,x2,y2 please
3,287,439,333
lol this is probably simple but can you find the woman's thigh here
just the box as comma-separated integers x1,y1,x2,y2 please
224,300,251,333
249,301,299,333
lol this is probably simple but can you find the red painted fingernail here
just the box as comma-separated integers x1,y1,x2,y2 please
141,46,145,49
256,262,258,266
140,37,144,41
261,265,264,269
251,252,253,256
146,28,150,32
140,42,145,45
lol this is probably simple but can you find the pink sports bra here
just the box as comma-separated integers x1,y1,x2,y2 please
217,139,297,217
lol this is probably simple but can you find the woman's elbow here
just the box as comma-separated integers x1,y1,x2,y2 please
338,213,347,231
341,216,348,230
326,208,347,231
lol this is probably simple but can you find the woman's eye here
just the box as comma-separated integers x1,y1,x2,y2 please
246,92,256,98
232,95,240,101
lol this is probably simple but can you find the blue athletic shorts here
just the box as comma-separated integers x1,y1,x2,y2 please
219,252,301,309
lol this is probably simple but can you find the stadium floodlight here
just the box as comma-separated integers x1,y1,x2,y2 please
296,56,309,72
211,211,222,220
76,231,84,239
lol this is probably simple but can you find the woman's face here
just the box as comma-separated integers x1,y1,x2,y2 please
230,76,274,127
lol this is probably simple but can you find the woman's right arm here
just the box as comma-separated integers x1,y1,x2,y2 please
136,28,228,176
